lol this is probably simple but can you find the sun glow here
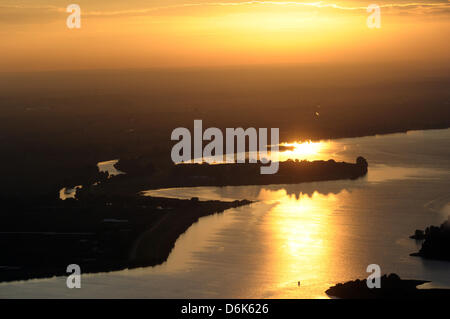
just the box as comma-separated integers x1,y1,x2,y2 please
2,1,449,71
279,141,328,161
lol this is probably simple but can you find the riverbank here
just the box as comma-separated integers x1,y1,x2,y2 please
0,194,251,283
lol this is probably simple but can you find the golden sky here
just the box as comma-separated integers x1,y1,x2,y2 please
1,1,449,71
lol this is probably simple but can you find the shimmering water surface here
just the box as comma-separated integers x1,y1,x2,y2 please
2,129,450,298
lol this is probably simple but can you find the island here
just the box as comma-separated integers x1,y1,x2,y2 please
410,216,450,261
97,156,368,195
326,273,450,299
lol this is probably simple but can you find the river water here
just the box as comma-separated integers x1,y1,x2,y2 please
1,129,449,298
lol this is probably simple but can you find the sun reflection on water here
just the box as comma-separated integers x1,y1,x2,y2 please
256,188,343,298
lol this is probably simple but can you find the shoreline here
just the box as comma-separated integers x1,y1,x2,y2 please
106,157,369,196
0,195,252,283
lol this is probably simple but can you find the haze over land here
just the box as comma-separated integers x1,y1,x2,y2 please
0,1,448,208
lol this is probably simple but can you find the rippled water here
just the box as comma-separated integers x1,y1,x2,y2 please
2,129,449,298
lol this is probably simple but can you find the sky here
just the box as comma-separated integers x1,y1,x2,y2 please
0,0,449,71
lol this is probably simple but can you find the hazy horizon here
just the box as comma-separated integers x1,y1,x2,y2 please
1,0,449,72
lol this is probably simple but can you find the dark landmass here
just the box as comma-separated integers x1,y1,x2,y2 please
0,152,365,283
410,229,426,240
1,64,448,198
410,216,450,261
0,194,251,283
99,156,368,195
326,273,450,299
168,157,368,187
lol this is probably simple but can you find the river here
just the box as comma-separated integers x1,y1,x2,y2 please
1,128,449,298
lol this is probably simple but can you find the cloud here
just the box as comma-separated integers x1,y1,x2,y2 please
79,2,450,17
1,1,449,25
